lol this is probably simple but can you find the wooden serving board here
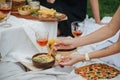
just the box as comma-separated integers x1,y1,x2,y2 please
11,11,67,22
20,49,76,71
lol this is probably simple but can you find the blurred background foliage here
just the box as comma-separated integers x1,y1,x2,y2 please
87,0,120,19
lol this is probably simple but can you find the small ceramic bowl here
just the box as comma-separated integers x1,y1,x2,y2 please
18,5,32,16
32,53,55,69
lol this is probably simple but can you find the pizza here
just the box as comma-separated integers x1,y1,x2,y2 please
75,63,120,80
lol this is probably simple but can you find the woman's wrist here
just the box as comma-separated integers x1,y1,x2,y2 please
77,53,91,62
68,38,78,49
77,54,86,61
73,37,81,48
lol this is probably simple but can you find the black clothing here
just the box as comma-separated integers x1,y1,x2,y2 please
38,0,87,36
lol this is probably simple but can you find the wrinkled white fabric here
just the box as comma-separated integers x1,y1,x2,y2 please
0,16,120,80
0,15,58,62
0,61,120,80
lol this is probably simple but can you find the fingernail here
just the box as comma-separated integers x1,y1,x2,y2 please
59,64,64,68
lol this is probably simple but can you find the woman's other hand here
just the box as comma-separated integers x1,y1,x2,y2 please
59,54,85,66
53,37,77,50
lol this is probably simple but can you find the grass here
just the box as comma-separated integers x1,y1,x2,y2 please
87,0,120,19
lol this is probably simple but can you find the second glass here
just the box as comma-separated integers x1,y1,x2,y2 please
71,21,84,37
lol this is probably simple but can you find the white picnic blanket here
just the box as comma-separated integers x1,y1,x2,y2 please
0,60,120,80
0,16,120,80
0,16,120,65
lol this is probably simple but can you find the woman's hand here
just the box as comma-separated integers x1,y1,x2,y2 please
47,0,55,3
53,37,77,50
96,21,108,25
59,54,85,66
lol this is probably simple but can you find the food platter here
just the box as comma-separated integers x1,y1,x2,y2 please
11,11,67,22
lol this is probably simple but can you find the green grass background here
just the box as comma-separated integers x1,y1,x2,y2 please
87,0,120,19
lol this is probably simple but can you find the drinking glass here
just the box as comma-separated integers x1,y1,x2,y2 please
0,0,12,27
71,21,84,37
71,21,85,53
35,31,49,52
12,0,25,11
29,1,40,11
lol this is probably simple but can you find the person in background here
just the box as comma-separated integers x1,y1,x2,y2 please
37,0,102,37
53,6,120,67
